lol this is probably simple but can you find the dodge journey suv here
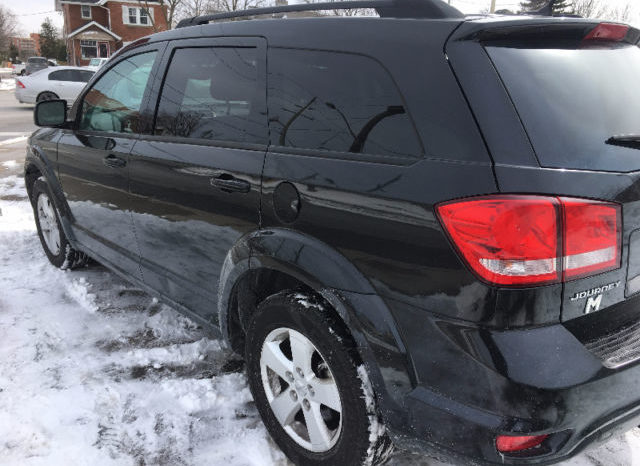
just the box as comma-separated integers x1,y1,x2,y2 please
25,0,640,464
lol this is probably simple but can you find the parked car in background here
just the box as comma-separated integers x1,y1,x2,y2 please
86,57,109,70
15,66,94,105
11,61,26,76
25,57,50,75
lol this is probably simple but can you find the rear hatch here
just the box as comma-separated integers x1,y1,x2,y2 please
451,19,640,368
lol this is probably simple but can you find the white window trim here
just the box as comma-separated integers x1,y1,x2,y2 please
81,5,92,19
121,6,153,27
80,39,98,59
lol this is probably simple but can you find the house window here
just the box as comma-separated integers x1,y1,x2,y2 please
80,40,98,59
139,8,148,25
123,7,153,26
81,5,92,19
128,7,137,24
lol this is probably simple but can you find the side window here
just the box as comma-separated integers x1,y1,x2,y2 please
79,51,157,134
49,70,73,81
154,47,266,145
268,49,422,158
48,70,64,81
76,70,95,83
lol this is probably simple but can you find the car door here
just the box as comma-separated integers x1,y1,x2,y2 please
57,44,165,278
66,69,95,102
128,37,268,322
45,69,67,98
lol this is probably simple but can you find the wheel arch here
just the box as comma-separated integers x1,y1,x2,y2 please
25,142,78,246
218,228,414,419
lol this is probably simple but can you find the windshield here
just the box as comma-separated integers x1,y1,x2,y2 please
89,58,102,66
28,58,47,64
487,44,640,172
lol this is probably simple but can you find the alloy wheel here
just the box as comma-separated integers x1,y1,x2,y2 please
260,327,342,452
37,192,61,256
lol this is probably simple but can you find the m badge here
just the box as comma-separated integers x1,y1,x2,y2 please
585,294,603,314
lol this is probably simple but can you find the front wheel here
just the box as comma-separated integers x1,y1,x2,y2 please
246,290,393,466
31,179,88,269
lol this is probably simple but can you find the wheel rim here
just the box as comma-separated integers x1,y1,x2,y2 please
37,192,61,256
260,327,342,453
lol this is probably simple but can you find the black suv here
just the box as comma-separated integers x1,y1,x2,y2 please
26,0,640,464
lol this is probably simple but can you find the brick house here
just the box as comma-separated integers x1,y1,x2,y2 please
55,0,169,66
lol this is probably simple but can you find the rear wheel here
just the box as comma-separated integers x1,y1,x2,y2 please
36,91,58,102
246,290,393,466
31,179,88,269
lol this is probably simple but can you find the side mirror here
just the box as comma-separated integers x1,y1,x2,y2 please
34,100,68,127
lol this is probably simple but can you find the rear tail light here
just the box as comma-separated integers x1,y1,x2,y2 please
436,195,621,286
584,23,629,42
16,80,25,89
496,434,548,453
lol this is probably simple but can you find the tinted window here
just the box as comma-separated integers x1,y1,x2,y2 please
28,58,47,64
155,47,266,145
79,51,157,134
49,70,74,81
488,45,640,172
268,49,421,158
76,70,95,82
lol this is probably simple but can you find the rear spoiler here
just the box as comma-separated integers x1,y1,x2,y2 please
456,20,640,47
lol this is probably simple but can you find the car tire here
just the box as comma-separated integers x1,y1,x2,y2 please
36,91,59,103
31,179,88,269
246,290,394,466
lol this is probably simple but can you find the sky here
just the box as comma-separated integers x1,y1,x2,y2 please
2,0,639,34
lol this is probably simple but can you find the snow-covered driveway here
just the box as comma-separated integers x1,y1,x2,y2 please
1,164,640,466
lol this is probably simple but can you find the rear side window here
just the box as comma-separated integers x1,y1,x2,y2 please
488,45,640,172
49,70,73,81
154,47,266,145
268,49,422,158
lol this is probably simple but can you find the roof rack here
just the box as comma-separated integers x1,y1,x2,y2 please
175,0,464,28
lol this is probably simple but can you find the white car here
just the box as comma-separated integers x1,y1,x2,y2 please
86,57,110,70
14,66,95,105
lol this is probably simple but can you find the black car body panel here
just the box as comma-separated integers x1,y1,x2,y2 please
24,11,640,465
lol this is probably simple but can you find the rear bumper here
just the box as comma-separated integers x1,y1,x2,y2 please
380,298,640,464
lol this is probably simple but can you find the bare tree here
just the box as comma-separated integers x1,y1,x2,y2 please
573,0,633,21
303,0,375,17
137,0,184,30
175,0,269,23
0,6,17,58
211,0,269,11
179,0,211,18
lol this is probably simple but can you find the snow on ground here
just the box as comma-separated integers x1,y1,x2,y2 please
1,167,640,465
0,78,16,91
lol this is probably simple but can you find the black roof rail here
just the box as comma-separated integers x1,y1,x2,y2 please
175,0,464,28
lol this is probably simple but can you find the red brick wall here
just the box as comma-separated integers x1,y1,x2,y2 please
106,2,169,42
63,4,110,34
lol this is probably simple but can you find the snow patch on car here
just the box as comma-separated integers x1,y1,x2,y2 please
293,293,324,310
357,364,393,466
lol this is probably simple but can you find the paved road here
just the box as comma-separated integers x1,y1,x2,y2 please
0,88,36,135
0,89,35,177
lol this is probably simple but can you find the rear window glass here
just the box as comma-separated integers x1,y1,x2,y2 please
267,48,422,158
487,45,640,172
28,58,47,64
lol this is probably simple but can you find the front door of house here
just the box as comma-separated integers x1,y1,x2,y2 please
98,42,109,58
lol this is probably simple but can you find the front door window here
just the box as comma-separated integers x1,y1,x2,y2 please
79,51,157,133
